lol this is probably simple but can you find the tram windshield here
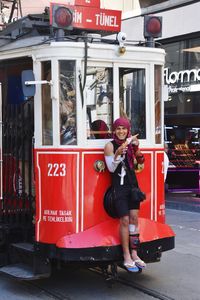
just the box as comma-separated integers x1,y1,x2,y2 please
85,67,113,139
85,66,147,140
59,60,76,145
40,60,159,146
119,68,146,139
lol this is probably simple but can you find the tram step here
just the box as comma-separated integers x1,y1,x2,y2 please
4,242,52,280
0,263,50,280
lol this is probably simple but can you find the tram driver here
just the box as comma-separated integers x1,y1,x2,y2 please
104,117,146,272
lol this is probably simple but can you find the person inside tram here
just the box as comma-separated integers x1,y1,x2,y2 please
104,117,146,272
90,119,111,139
60,73,76,145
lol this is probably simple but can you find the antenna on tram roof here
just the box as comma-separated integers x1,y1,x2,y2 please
0,0,22,25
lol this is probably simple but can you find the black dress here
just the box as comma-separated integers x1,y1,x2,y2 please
111,140,140,217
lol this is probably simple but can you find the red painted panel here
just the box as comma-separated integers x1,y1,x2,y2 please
57,219,120,248
56,217,175,249
75,0,100,8
35,151,78,243
156,152,165,223
138,152,153,220
83,151,153,229
34,148,170,248
83,152,111,230
3,156,29,209
139,217,175,243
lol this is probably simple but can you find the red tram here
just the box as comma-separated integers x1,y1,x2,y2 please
0,1,175,279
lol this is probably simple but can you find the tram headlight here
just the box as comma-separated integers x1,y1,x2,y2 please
50,4,73,30
143,15,162,38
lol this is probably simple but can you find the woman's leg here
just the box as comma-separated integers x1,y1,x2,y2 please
129,209,146,267
119,215,133,264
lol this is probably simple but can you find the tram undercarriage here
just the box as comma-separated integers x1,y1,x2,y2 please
0,217,174,280
0,238,174,280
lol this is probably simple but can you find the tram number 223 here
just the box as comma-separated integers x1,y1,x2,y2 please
47,163,66,177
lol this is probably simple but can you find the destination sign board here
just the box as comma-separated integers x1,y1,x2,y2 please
50,2,121,32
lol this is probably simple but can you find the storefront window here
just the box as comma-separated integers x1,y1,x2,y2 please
164,41,186,72
163,38,200,182
59,60,76,145
163,38,200,121
119,68,146,139
85,67,113,139
41,61,52,145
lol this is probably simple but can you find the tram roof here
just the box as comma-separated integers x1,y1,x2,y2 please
0,11,165,61
0,12,116,47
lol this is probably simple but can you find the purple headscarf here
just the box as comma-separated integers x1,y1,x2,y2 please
112,118,131,144
112,118,134,168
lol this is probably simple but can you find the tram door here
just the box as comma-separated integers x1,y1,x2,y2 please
0,57,35,243
83,63,152,225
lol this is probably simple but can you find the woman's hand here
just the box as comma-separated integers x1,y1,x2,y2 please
126,134,139,146
132,134,139,146
115,141,129,158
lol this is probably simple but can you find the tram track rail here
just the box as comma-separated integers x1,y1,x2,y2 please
17,266,175,300
116,276,175,300
89,266,175,300
22,280,72,300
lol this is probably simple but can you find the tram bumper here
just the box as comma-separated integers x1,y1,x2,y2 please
138,218,175,262
54,218,175,263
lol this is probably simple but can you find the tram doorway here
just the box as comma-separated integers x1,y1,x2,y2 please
0,57,35,245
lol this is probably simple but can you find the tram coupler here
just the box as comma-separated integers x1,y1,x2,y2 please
101,262,118,287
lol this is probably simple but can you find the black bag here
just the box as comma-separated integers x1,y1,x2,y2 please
121,160,146,203
131,187,146,202
103,186,118,218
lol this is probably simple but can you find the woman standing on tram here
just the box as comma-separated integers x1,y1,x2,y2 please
104,117,146,272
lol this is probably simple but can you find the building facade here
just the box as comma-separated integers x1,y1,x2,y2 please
113,0,200,193
118,1,200,133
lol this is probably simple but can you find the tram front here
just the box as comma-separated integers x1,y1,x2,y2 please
0,2,174,279
33,37,174,262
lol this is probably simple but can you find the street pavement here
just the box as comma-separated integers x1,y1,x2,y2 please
165,192,200,213
0,207,199,299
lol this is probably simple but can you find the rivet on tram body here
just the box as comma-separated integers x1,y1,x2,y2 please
118,46,126,54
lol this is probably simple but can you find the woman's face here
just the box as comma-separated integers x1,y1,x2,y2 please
114,125,128,140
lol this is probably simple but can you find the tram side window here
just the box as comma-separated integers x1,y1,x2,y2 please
155,65,162,144
119,68,146,139
59,60,76,145
42,61,53,145
85,67,113,139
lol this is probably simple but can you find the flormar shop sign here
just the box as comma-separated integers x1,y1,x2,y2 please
164,67,200,93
